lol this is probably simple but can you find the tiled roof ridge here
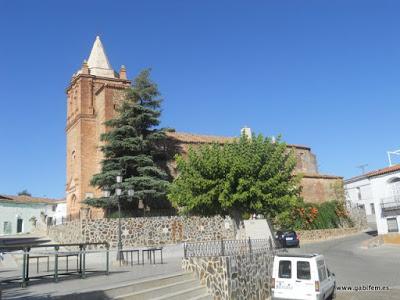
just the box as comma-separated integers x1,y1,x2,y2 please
0,194,65,204
166,131,311,150
302,173,343,179
345,164,400,182
365,164,400,178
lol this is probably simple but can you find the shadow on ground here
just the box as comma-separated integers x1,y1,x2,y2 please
365,230,378,237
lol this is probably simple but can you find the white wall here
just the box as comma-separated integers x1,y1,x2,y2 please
370,171,400,235
0,202,47,235
345,177,375,215
44,202,67,225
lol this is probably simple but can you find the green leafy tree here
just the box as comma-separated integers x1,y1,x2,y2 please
168,134,302,223
85,69,170,211
18,189,31,196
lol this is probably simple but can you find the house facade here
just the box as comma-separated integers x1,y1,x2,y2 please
345,164,400,235
0,194,66,235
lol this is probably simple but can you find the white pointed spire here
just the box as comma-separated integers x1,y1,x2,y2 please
86,36,115,78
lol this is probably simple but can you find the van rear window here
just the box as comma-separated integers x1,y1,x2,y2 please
297,261,311,280
278,260,291,278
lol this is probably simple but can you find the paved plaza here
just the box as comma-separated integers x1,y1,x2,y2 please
2,232,400,299
1,244,184,299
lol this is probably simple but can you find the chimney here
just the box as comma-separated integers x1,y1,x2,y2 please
119,65,127,80
81,60,89,75
241,126,252,139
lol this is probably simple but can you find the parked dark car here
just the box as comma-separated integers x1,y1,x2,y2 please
275,230,300,248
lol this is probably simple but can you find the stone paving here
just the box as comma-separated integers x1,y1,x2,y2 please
1,244,184,299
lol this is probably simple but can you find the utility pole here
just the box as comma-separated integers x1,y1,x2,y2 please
356,164,368,175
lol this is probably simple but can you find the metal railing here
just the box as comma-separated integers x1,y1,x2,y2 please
381,195,400,210
183,238,274,258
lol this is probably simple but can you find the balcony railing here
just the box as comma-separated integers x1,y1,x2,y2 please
381,195,400,217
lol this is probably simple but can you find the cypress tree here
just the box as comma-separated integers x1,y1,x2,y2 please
85,69,170,212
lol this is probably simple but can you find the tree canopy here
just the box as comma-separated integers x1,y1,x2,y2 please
18,189,31,196
168,134,302,222
85,69,170,210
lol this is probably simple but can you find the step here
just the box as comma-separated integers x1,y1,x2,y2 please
105,273,194,298
190,294,214,300
151,286,208,300
114,278,200,300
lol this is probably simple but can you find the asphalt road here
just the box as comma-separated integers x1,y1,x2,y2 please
289,231,400,300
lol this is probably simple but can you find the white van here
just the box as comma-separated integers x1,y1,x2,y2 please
271,254,336,300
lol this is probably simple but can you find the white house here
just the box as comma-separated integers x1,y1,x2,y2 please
345,165,400,235
0,194,66,235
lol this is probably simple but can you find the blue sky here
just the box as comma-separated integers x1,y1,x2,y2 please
1,1,400,198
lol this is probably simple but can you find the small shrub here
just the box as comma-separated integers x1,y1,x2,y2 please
278,200,351,230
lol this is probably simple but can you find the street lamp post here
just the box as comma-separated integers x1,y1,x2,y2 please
103,175,134,264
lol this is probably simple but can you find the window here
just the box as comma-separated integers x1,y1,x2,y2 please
17,218,23,233
387,218,399,233
317,260,327,281
3,221,12,234
71,194,77,206
388,177,400,196
297,261,311,280
370,203,375,215
52,205,57,212
357,187,362,200
278,260,292,279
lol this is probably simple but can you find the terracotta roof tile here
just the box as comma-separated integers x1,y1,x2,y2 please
166,131,311,150
302,173,343,179
365,164,400,178
0,194,65,205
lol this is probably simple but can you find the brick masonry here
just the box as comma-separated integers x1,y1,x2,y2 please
300,175,343,204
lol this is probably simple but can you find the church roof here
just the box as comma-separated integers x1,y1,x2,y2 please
166,131,311,150
86,36,116,78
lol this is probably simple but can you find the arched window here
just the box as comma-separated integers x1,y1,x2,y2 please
387,177,400,196
71,194,77,206
72,150,76,160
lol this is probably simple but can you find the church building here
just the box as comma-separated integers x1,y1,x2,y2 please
66,37,342,219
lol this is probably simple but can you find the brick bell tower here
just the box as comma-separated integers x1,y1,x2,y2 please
66,36,131,219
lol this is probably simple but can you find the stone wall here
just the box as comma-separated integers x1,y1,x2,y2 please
47,220,84,244
182,250,273,300
347,203,368,229
297,227,362,242
48,216,235,248
301,175,343,204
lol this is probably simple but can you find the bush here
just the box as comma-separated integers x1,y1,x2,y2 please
277,200,351,230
